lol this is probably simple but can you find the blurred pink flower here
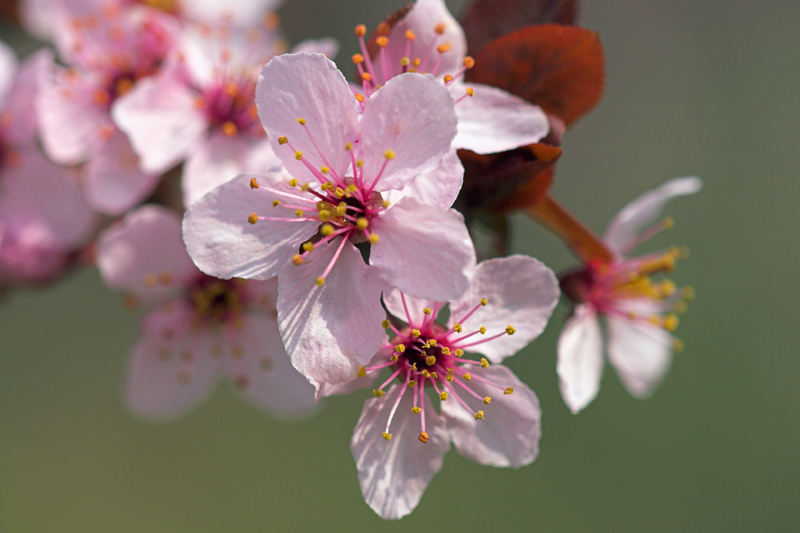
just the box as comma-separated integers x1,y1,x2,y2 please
557,177,702,413
325,255,559,519
96,205,318,421
0,43,97,286
183,52,476,387
352,0,549,154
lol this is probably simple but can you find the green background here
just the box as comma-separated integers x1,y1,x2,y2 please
2,1,798,530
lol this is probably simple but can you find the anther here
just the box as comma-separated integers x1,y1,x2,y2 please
295,209,304,217
354,24,366,37
663,314,680,332
480,298,488,306
394,344,405,353
249,177,259,189
222,121,237,136
376,36,389,47
474,410,485,420
436,43,450,54
292,254,303,265
443,74,453,83
439,392,448,401
369,233,380,244
294,151,303,160
320,166,329,174
463,56,475,68
504,387,514,395
321,223,335,236
301,183,310,192
455,349,464,357
358,366,367,377
481,358,489,368
352,53,364,64
466,87,474,97
334,187,345,198
479,327,487,334
441,347,451,355
412,329,421,338
278,136,288,144
405,30,416,41
302,242,313,252
382,432,392,441
418,431,429,443
384,149,395,160
288,178,298,187
408,380,416,388
345,142,353,151
428,339,437,347
400,57,410,67
361,72,372,82
335,203,347,216
318,209,331,221
373,389,384,398
453,323,462,332
356,217,369,230
412,406,421,414
382,319,391,328
426,355,436,366
464,373,471,381
355,93,364,103
505,325,516,335
248,213,258,225
434,23,446,34
483,396,491,405
316,277,325,286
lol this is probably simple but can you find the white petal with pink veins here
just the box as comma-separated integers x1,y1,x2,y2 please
360,73,457,192
450,81,549,154
277,239,385,385
442,364,541,468
256,53,360,181
603,176,703,254
125,306,223,422
183,173,320,280
112,75,208,175
607,299,673,398
351,384,449,520
97,205,199,301
557,304,604,414
227,314,320,420
370,197,475,301
382,148,463,210
448,255,559,363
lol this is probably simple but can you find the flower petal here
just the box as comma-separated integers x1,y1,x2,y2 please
124,306,223,422
607,300,673,398
360,73,457,192
182,173,319,280
0,40,17,109
451,81,549,154
3,48,50,146
382,148,463,210
442,364,540,467
603,177,703,254
97,205,199,301
290,38,340,59
256,53,359,180
317,348,388,399
226,313,320,420
370,197,475,301
382,287,440,328
112,74,209,175
557,304,604,414
350,384,449,520
277,239,385,385
182,0,285,27
447,255,559,363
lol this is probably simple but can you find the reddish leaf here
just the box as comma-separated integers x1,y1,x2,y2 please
467,25,604,127
460,0,580,55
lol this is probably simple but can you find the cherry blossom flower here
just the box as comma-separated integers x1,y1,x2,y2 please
329,255,559,519
0,43,97,286
557,177,702,413
350,0,549,154
183,52,476,387
97,204,317,421
36,4,179,215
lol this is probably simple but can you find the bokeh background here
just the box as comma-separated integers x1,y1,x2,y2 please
2,0,799,530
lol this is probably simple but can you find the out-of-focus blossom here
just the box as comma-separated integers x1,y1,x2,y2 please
97,204,317,421
36,4,179,215
351,0,549,155
0,43,97,286
326,256,558,519
183,52,475,387
557,177,702,413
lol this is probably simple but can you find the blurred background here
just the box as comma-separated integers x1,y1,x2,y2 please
2,0,799,530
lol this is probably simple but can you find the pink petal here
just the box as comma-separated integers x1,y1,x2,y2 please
350,384,449,520
382,287,440,328
182,173,319,280
382,148,463,210
226,313,319,420
182,0,285,26
3,48,51,146
84,129,161,215
360,73,457,192
607,299,673,398
0,41,17,108
112,74,208,175
125,306,223,422
316,348,388,399
370,197,475,301
442,364,541,468
97,205,199,300
557,304,604,414
256,53,359,180
182,133,282,207
603,177,703,254
447,255,559,363
290,38,340,59
450,81,549,154
277,239,385,385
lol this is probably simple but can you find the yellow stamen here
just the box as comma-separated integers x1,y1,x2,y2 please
453,323,462,333
434,23,446,34
358,366,367,377
425,355,436,366
294,150,303,160
412,329,421,338
352,53,364,64
296,117,306,125
418,431,429,443
504,387,514,395
369,233,380,244
376,36,389,47
505,325,516,335
439,392,448,401
454,349,464,357
395,344,405,353
464,373,471,381
483,396,491,405
479,326,487,334
481,358,489,368
278,136,288,144
248,213,258,225
249,177,259,189
382,432,392,440
383,149,395,160
373,389,384,398
441,347,451,356
408,380,416,388
302,242,313,252
463,56,475,69
288,177,298,187
222,121,237,136
291,254,303,265
466,87,474,97
354,25,366,37
356,217,368,230
480,298,488,306
321,223,335,236
436,43,450,54
315,277,325,286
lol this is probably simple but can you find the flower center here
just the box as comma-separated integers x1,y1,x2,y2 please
196,79,262,138
188,276,247,328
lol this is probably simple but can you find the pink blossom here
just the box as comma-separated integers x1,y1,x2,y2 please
0,43,97,285
351,0,549,154
36,4,179,215
97,205,317,421
329,255,560,519
183,52,476,386
557,177,702,413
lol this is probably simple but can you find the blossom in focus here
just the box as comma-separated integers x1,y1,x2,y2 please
97,205,317,421
36,4,179,215
327,255,559,519
557,177,702,413
183,52,476,387
0,42,97,286
351,0,549,155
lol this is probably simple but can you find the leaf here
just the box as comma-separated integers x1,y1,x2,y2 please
460,0,580,56
467,24,604,127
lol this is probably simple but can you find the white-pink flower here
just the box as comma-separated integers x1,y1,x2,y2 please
36,4,179,215
557,177,702,413
351,0,549,154
183,52,476,387
0,43,97,285
332,255,559,519
97,205,317,421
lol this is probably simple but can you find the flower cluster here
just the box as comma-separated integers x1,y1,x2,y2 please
2,0,702,521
